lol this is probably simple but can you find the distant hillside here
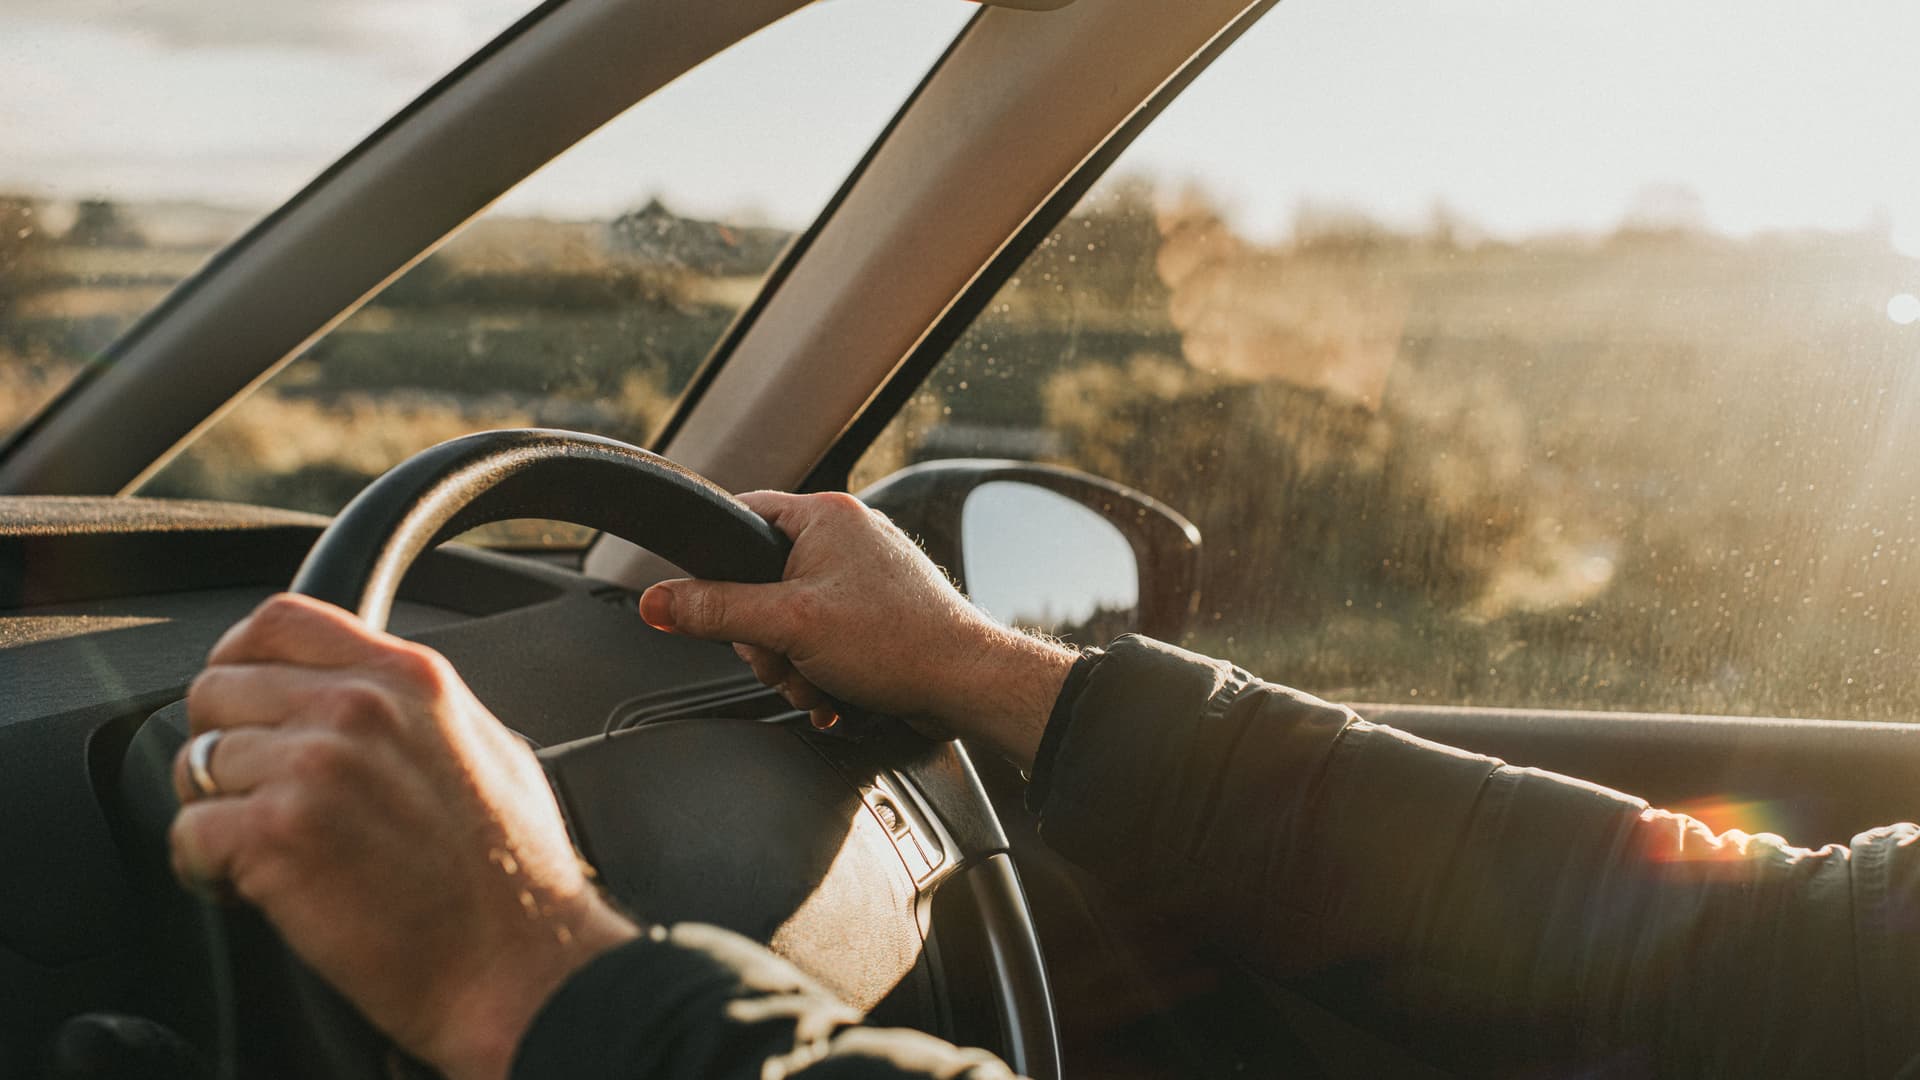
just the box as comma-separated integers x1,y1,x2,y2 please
603,199,790,277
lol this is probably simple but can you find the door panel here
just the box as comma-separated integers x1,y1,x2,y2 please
1373,705,1920,847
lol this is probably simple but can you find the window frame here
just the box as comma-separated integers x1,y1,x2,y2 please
801,0,1282,494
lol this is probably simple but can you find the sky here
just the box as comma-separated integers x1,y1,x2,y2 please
960,482,1138,630
4,0,1920,253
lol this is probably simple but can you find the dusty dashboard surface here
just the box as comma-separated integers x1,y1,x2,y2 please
0,496,759,736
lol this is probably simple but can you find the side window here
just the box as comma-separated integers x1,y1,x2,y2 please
853,1,1920,722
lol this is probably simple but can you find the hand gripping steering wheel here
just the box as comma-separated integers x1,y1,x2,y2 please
185,429,1059,1078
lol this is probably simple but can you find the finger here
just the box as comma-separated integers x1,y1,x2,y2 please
170,795,259,895
638,579,800,652
732,643,794,688
736,490,881,541
172,726,311,805
173,729,223,804
808,706,841,731
187,662,381,735
780,675,825,711
207,593,388,669
727,642,826,712
733,490,816,540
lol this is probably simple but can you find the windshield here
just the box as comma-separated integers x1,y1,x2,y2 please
0,0,540,444
129,0,973,544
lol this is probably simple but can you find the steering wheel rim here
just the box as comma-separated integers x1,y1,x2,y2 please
290,428,791,630
199,429,1055,1079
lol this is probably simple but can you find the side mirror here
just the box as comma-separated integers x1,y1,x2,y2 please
859,460,1201,645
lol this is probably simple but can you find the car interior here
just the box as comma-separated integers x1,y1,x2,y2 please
5,0,1920,1075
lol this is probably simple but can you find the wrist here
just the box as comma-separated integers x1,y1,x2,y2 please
942,625,1077,770
428,899,641,1080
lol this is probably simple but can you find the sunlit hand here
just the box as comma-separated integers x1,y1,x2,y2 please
638,491,1076,768
168,594,638,1080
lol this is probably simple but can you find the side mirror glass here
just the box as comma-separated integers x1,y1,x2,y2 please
961,481,1139,642
859,459,1201,644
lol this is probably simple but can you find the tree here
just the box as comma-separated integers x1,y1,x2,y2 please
65,199,146,249
1616,183,1708,240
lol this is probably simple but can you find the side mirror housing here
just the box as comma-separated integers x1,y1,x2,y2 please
859,459,1201,645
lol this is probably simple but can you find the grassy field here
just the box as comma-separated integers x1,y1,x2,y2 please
863,189,1920,721
6,186,1920,721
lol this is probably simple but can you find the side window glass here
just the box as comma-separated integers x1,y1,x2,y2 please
854,1,1920,722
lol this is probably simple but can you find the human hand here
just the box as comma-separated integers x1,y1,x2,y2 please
169,594,638,1080
638,491,1076,768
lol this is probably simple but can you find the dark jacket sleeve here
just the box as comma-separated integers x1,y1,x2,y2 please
512,922,1021,1080
1028,635,1920,1075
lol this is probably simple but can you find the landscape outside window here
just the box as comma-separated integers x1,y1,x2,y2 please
1,0,970,545
136,0,968,546
0,0,536,446
854,0,1920,723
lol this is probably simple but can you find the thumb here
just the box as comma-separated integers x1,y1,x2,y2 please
639,579,795,651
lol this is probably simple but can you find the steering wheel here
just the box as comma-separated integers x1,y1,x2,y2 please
132,429,1058,1079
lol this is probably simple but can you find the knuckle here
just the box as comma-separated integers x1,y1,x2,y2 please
185,668,224,726
228,858,296,906
255,789,313,852
320,680,396,736
381,641,454,694
249,595,308,642
683,587,726,634
286,736,348,784
167,834,205,888
165,812,199,862
814,491,867,520
784,585,826,627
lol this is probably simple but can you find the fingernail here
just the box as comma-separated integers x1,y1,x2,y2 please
810,711,840,731
638,587,676,632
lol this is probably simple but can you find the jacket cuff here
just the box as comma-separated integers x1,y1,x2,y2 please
510,923,860,1080
511,928,697,1080
1023,645,1106,814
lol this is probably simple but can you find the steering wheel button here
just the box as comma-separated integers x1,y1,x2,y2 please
870,796,905,835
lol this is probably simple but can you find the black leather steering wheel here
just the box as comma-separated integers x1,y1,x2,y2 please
288,428,791,631
195,429,1058,1078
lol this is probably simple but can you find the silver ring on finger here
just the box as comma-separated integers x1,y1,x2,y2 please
186,729,227,801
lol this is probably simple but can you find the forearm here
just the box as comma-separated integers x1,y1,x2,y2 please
1028,636,1920,1072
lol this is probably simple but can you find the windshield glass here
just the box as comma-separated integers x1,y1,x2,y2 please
0,0,539,444
134,0,974,545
